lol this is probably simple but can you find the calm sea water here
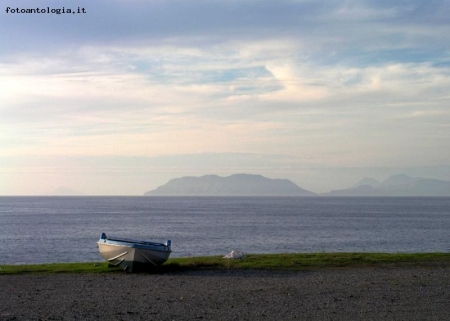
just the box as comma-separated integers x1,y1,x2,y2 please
0,196,449,264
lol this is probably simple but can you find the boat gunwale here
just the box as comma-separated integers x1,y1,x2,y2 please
97,240,172,253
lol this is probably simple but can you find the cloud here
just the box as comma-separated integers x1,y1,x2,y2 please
1,0,450,194
3,1,448,51
2,40,449,159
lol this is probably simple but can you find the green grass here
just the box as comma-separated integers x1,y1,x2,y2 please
1,253,449,275
0,262,118,274
166,252,450,271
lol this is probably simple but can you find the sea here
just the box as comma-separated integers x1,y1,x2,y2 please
0,196,449,265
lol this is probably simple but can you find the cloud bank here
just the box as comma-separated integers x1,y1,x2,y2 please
1,0,449,194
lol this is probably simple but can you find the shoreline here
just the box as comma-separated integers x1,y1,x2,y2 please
2,252,450,275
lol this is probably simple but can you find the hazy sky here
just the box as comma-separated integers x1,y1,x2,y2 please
1,0,450,195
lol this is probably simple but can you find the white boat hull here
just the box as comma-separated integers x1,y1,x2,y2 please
97,233,171,272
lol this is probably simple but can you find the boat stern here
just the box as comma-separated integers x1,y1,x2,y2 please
165,239,172,251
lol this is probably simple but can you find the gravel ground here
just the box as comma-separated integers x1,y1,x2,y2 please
1,266,449,320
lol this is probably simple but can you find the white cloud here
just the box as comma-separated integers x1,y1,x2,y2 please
2,42,450,160
2,0,450,194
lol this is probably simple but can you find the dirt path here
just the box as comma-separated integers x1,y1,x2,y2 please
1,267,449,320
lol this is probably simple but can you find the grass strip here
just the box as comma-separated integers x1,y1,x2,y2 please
1,253,449,275
0,262,116,274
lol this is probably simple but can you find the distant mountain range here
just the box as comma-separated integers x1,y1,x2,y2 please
324,174,450,197
144,174,316,196
144,173,450,197
44,174,450,197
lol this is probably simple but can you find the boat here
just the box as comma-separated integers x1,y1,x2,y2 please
97,233,172,272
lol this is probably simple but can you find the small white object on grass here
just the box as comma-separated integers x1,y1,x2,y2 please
223,250,246,259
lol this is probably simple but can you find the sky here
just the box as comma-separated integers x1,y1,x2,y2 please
1,0,450,195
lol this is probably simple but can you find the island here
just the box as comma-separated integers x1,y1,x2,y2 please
323,174,450,197
144,174,316,196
